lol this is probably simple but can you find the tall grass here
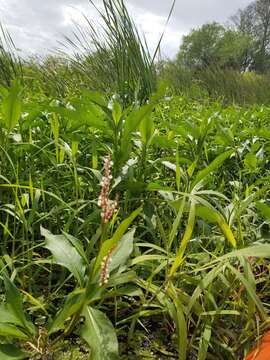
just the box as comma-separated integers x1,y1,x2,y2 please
64,0,158,105
159,62,270,105
0,24,23,87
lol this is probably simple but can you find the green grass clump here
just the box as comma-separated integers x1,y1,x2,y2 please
63,0,157,106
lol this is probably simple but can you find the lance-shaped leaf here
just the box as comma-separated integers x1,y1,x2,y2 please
41,227,86,286
0,324,29,340
140,114,155,146
191,150,234,188
256,201,270,221
109,228,136,272
0,304,22,325
196,206,236,248
81,306,119,360
2,80,22,133
169,200,196,277
48,289,85,335
3,276,36,337
119,100,157,164
0,344,27,359
92,207,141,277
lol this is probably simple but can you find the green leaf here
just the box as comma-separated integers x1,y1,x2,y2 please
0,344,27,359
83,91,108,109
41,227,86,286
120,101,156,164
130,254,168,266
81,306,119,360
188,158,198,178
169,200,196,277
228,264,268,321
195,206,221,223
196,206,236,248
256,201,270,221
191,150,233,188
176,305,187,360
208,244,270,265
52,103,108,133
187,263,225,313
93,207,141,277
48,289,85,335
124,103,154,137
3,276,36,337
112,99,122,125
0,304,22,325
176,145,181,192
139,115,154,145
1,80,22,133
168,196,186,251
198,323,212,360
244,152,257,171
167,284,187,360
62,231,88,264
109,228,136,272
218,221,237,248
107,271,137,288
0,324,28,340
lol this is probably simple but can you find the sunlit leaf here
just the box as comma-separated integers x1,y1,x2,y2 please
1,80,22,132
81,306,118,360
41,227,86,286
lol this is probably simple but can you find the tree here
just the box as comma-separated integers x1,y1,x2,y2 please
232,0,270,72
178,22,252,71
231,3,256,34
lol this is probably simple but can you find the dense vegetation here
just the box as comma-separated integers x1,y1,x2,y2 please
159,0,270,104
1,0,270,359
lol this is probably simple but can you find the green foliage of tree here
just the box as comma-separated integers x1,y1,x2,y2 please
232,0,270,72
178,22,252,71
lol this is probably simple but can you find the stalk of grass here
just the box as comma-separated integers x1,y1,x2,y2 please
63,0,175,105
0,24,23,87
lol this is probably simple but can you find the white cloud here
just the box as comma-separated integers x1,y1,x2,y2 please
133,11,184,57
0,0,252,58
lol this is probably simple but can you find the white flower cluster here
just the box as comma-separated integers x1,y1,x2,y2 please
98,156,118,223
99,250,113,286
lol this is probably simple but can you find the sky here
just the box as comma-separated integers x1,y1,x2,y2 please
0,0,252,59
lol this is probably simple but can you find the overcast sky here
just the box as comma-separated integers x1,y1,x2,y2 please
0,0,251,58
